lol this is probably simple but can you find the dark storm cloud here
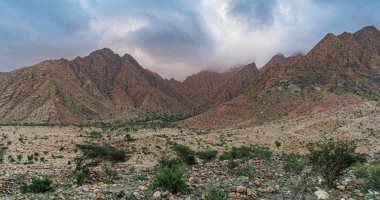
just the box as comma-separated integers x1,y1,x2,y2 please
87,0,214,64
0,0,95,70
1,0,380,79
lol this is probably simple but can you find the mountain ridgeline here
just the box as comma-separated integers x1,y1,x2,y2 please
0,26,379,126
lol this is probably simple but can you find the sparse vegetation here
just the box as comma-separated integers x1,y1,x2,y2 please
20,177,54,194
172,144,196,165
307,138,365,185
204,186,227,200
150,158,188,194
219,145,272,161
196,150,218,162
74,143,128,174
101,164,120,184
282,153,305,175
353,162,380,190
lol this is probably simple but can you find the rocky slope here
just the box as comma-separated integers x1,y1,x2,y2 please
183,26,380,128
0,49,258,124
0,49,189,123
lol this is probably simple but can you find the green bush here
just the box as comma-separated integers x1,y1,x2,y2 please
102,164,119,184
204,186,227,200
353,162,380,190
172,144,196,165
219,145,272,161
282,153,305,175
20,177,54,193
74,171,90,186
150,158,188,194
307,138,361,185
196,150,217,162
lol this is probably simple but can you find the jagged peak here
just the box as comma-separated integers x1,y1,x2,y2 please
355,25,379,34
353,25,380,39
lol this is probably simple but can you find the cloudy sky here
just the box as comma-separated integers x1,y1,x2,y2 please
1,0,380,80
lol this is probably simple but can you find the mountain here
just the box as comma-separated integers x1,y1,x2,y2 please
0,49,258,124
0,26,378,126
0,48,189,123
170,63,259,113
183,26,380,128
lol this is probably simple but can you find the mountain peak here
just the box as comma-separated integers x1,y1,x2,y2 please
88,48,116,58
356,25,379,34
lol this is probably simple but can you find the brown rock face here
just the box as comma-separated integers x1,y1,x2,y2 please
0,48,188,123
183,26,380,128
0,49,258,124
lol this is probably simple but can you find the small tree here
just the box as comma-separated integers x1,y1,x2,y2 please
307,138,363,185
73,144,128,185
74,144,128,173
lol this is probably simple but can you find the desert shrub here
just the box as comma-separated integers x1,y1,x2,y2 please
125,134,136,142
74,144,128,173
227,160,239,170
231,165,256,178
282,153,305,175
131,173,148,181
150,158,187,194
0,144,6,163
196,150,218,162
74,171,90,186
172,144,196,165
20,177,54,193
307,138,362,185
219,145,272,161
353,162,380,190
275,141,281,149
88,131,102,139
204,186,227,200
102,164,119,184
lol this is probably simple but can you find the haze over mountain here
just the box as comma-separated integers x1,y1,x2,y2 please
0,26,379,127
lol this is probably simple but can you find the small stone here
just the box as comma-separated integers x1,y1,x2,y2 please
260,186,276,193
162,190,170,197
356,192,364,197
138,185,146,191
337,185,345,191
169,196,177,200
153,191,162,200
117,190,126,198
133,192,141,200
236,186,246,194
95,192,105,200
126,192,133,200
314,188,329,200
247,188,253,196
254,180,262,187
228,192,237,198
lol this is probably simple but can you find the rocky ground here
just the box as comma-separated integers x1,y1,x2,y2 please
0,102,379,199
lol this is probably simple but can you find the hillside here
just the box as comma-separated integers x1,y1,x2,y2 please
183,26,380,128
